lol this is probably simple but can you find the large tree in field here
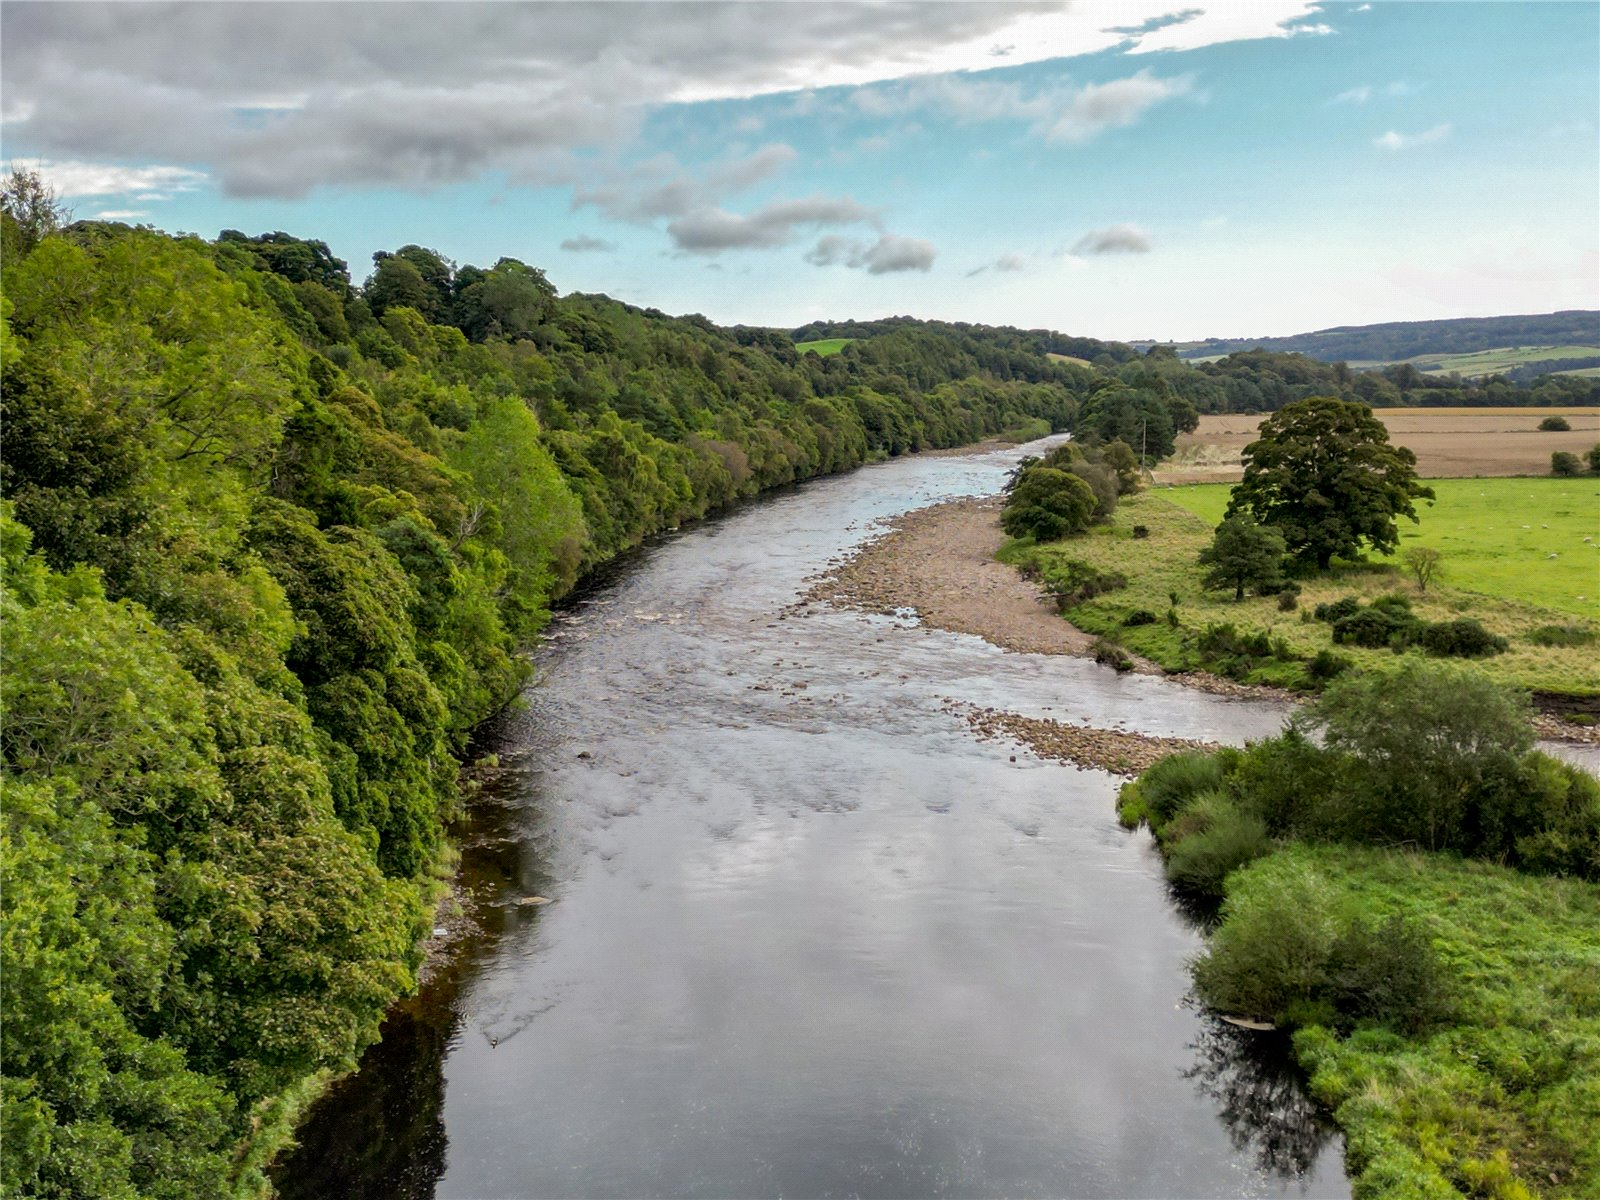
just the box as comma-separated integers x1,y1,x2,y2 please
1227,397,1433,570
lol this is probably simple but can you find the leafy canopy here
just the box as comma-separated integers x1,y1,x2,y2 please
1226,396,1433,570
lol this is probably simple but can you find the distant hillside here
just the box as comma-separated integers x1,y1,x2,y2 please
1167,311,1600,366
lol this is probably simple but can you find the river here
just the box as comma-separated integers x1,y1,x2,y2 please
277,437,1354,1199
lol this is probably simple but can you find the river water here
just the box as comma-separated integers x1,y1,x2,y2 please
278,438,1358,1198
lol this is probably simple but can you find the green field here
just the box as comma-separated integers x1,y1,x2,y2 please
1003,488,1600,696
1157,478,1600,617
795,337,856,356
1343,344,1600,377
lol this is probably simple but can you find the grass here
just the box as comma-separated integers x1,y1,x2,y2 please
1340,344,1600,376
1219,845,1600,1200
795,337,856,357
1000,490,1600,696
1157,479,1600,619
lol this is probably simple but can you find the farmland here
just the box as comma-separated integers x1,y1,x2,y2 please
795,337,856,356
1347,344,1600,377
1160,406,1600,483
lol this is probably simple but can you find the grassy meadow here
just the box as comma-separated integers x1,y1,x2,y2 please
1001,488,1600,698
1219,846,1600,1199
1338,344,1600,377
1158,478,1600,618
795,337,856,356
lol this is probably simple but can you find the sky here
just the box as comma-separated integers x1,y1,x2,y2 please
3,1,1597,342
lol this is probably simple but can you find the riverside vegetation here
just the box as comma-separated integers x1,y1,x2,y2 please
2,173,1596,1198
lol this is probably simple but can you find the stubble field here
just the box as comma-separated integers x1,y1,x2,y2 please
1158,406,1599,483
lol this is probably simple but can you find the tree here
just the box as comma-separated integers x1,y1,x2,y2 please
1538,414,1571,431
999,467,1096,541
1198,514,1287,600
1401,545,1443,593
1589,444,1600,474
1551,450,1581,477
1,167,70,259
1227,396,1434,570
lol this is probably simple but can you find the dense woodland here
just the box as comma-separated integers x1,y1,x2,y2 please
1,195,1594,1197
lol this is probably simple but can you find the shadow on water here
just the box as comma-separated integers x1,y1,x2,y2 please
1184,1015,1341,1184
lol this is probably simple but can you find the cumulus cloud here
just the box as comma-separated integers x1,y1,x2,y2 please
1072,224,1153,255
1374,123,1451,151
560,235,617,253
1043,71,1191,143
806,232,935,274
668,194,878,253
7,159,207,197
92,209,148,219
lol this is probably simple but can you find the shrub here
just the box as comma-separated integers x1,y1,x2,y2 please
1313,596,1361,623
1123,609,1158,627
1307,648,1353,683
1417,617,1507,658
1131,749,1233,831
1527,623,1597,648
1131,524,1150,539
1277,591,1298,612
1091,637,1134,672
1331,605,1420,649
1551,450,1582,477
1588,443,1600,474
1161,791,1272,900
1039,559,1126,609
1538,414,1572,431
1322,914,1448,1033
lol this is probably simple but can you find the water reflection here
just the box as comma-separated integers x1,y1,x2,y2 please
1185,1014,1340,1184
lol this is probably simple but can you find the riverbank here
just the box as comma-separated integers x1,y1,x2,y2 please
803,494,1597,748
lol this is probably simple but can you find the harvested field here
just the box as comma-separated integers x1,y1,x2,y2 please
1158,406,1599,483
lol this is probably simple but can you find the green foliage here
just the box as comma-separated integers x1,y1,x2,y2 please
1526,623,1596,647
1416,617,1508,658
1197,513,1286,601
1227,396,1434,570
1000,466,1097,541
1160,789,1271,900
1550,450,1581,476
1538,414,1572,431
1206,846,1600,1199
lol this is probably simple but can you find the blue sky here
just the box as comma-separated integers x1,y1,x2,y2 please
4,1,1596,340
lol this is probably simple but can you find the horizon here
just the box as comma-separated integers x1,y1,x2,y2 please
4,1,1596,342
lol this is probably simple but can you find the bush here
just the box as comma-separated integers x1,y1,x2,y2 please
1588,443,1600,474
1332,605,1420,649
1091,637,1134,672
1538,414,1572,431
1131,524,1150,539
1039,559,1126,608
1307,648,1353,683
1551,450,1582,476
1417,617,1507,658
1123,608,1158,627
1192,858,1445,1032
1527,623,1597,647
1277,591,1298,612
1313,596,1361,623
1161,791,1272,900
1129,749,1233,831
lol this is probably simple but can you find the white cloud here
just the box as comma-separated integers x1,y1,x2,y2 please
1332,85,1372,105
92,209,149,219
1072,224,1153,255
1121,1,1330,54
668,194,878,253
559,235,617,253
1042,71,1192,143
807,232,936,273
5,159,207,197
1374,123,1451,151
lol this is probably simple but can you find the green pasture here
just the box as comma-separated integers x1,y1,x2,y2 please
1341,344,1600,376
795,337,856,357
1156,478,1600,617
1004,488,1600,696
